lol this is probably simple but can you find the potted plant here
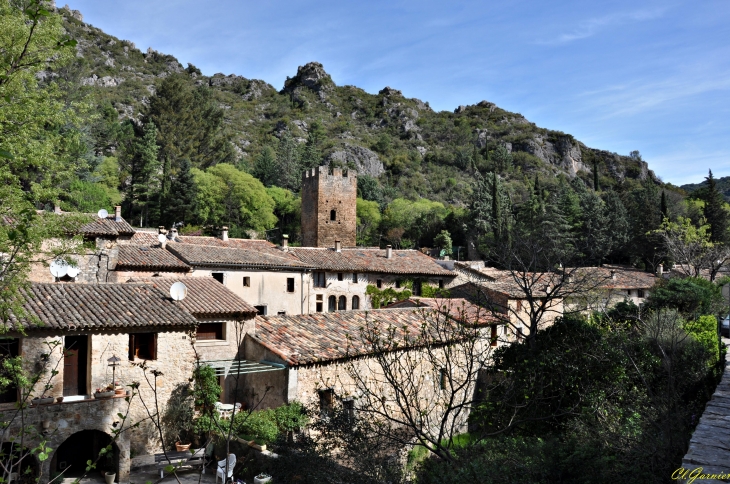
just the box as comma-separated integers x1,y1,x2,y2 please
254,474,272,484
104,471,115,484
94,384,115,399
114,381,124,396
31,396,54,405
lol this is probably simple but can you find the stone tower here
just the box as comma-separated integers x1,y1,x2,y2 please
301,166,357,247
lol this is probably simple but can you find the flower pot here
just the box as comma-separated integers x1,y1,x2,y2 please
56,396,64,403
94,391,114,399
175,442,191,452
254,475,272,484
114,389,125,395
31,397,54,405
104,472,115,484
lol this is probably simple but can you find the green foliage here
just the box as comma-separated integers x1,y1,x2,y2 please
233,409,279,445
684,315,720,366
192,365,220,410
365,284,412,309
272,401,309,433
356,198,381,246
193,164,277,234
646,277,724,318
701,170,729,243
433,230,452,256
61,179,115,213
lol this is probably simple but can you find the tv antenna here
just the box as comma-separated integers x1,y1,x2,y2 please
169,281,188,301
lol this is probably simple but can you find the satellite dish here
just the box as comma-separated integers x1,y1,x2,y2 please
66,266,80,278
157,234,167,244
97,208,109,219
49,259,68,278
170,281,188,301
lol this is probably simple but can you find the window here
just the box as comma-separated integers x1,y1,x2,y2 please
395,280,401,288
626,289,632,296
439,368,447,390
638,289,645,298
352,273,358,283
352,295,360,310
243,277,250,287
0,338,19,403
277,311,286,316
438,279,444,289
316,294,323,312
343,397,356,423
516,300,523,311
491,325,498,347
254,305,267,315
212,273,224,284
376,279,382,289
287,278,295,292
338,296,347,311
319,388,334,417
337,273,343,281
330,209,337,221
197,322,224,341
313,272,326,288
129,333,157,360
328,296,337,312
413,280,422,296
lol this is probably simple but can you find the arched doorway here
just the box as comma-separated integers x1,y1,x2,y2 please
51,430,118,479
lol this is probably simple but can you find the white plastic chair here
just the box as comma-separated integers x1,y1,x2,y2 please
216,453,236,483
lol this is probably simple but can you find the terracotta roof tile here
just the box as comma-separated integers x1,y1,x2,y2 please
78,215,135,237
130,277,257,318
175,236,277,250
116,245,190,272
386,297,505,326
289,248,454,276
166,244,312,269
571,265,657,290
8,283,197,332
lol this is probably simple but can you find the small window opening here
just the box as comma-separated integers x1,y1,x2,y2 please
319,388,334,417
212,273,224,284
439,368,447,390
328,296,337,312
243,276,250,287
197,322,224,341
438,279,444,289
338,296,347,311
287,278,295,292
254,305,267,315
129,333,157,360
330,209,337,221
376,279,382,289
353,273,358,283
490,325,498,347
337,273,343,281
352,295,360,310
314,272,326,288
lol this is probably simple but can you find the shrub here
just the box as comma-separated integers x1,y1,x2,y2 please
684,315,720,366
273,401,309,433
233,409,279,445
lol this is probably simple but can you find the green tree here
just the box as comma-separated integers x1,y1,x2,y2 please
267,186,300,241
275,131,302,191
128,122,161,227
193,164,277,235
356,198,381,246
646,277,725,319
701,170,729,243
162,157,197,227
433,230,453,256
252,145,277,187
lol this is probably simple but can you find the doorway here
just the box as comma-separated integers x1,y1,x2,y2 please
63,336,88,397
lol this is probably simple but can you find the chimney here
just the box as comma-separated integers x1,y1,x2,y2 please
221,226,229,241
610,270,616,280
282,234,289,250
168,227,178,240
657,263,664,277
335,240,341,253
114,205,122,221
158,226,166,235
386,245,393,259
54,203,61,214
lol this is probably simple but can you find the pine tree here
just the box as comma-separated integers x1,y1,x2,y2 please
162,157,197,227
702,170,729,243
253,146,278,187
660,191,668,220
275,132,301,191
491,171,500,240
593,161,600,191
129,123,161,227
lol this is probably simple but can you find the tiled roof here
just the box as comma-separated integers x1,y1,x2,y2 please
8,283,197,332
130,277,257,318
568,265,657,290
129,231,160,245
166,244,312,269
386,297,505,326
254,308,452,366
175,236,277,250
288,248,454,276
78,215,135,237
115,245,190,272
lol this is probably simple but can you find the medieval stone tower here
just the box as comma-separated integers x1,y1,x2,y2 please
301,166,357,247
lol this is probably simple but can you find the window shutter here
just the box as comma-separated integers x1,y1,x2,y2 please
128,334,135,361
151,333,158,360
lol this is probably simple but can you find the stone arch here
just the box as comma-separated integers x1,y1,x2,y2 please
50,430,119,480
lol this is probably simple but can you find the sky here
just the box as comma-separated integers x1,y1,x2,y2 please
65,0,730,186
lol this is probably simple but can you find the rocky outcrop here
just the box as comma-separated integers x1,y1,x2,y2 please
512,134,586,176
80,74,122,87
326,145,384,177
283,62,334,93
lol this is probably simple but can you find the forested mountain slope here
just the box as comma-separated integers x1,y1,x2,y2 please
52,5,655,208
681,176,730,202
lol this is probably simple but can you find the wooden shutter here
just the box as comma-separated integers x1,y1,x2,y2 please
150,333,158,360
128,334,135,360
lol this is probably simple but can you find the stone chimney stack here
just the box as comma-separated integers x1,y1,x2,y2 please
335,240,341,253
221,226,229,241
386,245,393,259
158,226,168,248
610,270,616,280
657,263,664,277
168,227,178,240
114,205,122,222
282,234,289,250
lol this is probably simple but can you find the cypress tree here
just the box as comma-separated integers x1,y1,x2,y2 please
702,170,729,243
163,157,197,227
534,174,541,198
491,171,500,240
660,191,668,220
593,161,600,191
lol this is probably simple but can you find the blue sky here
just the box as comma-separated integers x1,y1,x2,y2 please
66,0,730,185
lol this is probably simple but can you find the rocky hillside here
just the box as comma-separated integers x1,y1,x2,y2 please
681,176,730,202
51,5,656,206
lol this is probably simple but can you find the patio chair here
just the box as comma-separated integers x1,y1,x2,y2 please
216,453,236,484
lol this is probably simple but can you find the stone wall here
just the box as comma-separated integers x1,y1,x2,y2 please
301,166,357,248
